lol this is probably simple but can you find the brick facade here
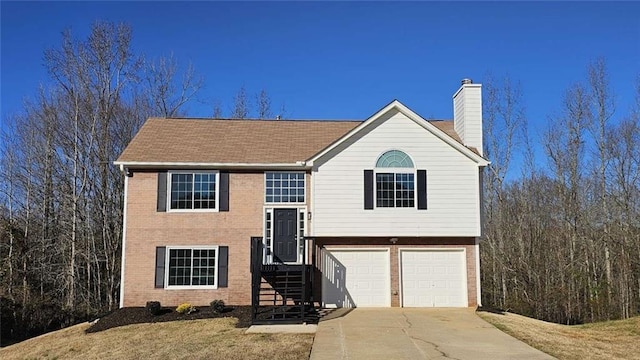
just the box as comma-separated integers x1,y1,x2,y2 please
122,170,265,306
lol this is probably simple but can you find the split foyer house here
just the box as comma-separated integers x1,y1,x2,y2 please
115,79,489,322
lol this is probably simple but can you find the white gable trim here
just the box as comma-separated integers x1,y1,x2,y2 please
307,100,490,167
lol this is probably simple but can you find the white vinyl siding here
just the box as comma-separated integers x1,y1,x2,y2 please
454,88,466,142
312,110,481,237
454,84,483,154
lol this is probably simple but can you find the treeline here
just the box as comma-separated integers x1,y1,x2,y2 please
0,22,276,344
481,61,640,324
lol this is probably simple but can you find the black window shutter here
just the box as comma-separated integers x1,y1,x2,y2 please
219,171,229,212
155,246,166,288
157,171,168,212
218,246,229,287
417,169,427,210
364,170,374,210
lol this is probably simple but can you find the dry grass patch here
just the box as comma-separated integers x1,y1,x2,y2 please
478,311,640,360
0,317,313,360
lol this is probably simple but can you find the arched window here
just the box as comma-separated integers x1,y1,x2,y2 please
375,150,414,168
374,150,415,208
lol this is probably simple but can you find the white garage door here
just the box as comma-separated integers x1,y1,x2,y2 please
401,249,467,307
322,249,390,307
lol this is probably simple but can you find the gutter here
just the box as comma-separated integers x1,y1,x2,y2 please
114,161,311,171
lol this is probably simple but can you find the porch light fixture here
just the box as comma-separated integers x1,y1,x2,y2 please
389,237,398,244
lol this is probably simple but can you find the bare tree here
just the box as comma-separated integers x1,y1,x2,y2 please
545,82,593,323
212,100,223,118
256,89,273,118
231,86,249,119
481,73,528,308
144,53,203,118
586,58,615,313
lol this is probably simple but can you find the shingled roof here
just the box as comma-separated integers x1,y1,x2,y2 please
116,117,462,165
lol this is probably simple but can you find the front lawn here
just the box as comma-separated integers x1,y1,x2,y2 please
0,310,313,360
478,311,640,360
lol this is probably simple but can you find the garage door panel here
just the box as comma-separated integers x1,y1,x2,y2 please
401,250,467,307
322,249,390,307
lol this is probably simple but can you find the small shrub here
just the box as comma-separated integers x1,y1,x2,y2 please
145,301,162,316
210,300,225,313
175,303,196,314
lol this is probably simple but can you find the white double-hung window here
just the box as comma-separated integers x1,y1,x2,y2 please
375,150,415,208
166,246,219,289
168,171,219,211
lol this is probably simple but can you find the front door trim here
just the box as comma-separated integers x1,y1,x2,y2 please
263,206,307,264
273,208,298,263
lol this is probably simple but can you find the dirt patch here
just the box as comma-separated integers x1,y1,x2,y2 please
86,305,252,333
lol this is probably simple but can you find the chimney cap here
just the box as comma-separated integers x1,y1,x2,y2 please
461,78,473,85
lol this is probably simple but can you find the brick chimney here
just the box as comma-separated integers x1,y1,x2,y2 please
453,78,483,155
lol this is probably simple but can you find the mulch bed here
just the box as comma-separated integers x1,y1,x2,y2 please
85,306,253,333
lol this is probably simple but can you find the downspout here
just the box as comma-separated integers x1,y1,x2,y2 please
476,238,482,307
119,167,130,308
476,166,485,307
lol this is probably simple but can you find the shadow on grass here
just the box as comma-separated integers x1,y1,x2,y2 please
476,306,506,315
85,306,253,333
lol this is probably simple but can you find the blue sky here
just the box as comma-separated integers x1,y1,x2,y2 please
1,2,639,151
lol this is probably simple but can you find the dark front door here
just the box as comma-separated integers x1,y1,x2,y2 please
273,209,298,263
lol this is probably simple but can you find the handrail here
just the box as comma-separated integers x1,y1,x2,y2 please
301,237,307,321
250,235,315,324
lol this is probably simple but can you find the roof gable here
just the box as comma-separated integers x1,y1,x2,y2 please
308,100,489,166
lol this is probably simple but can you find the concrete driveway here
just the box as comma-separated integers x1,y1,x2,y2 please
310,308,555,360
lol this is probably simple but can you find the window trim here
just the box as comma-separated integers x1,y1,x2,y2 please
264,171,306,205
167,170,220,212
164,245,219,290
376,149,415,168
374,168,417,209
